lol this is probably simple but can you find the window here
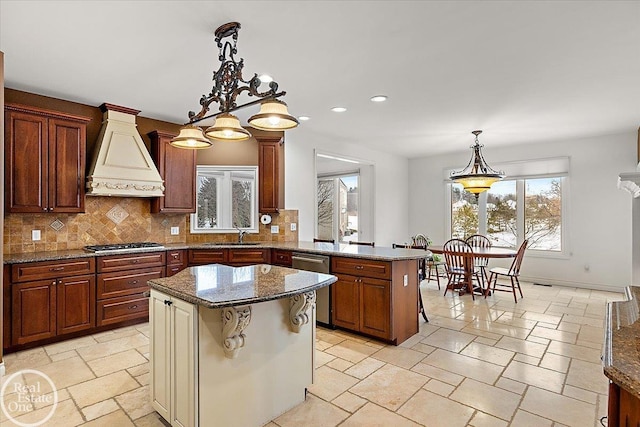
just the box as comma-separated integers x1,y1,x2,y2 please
449,176,565,253
191,166,258,233
316,173,360,243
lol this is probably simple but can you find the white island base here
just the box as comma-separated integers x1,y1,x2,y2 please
150,289,316,427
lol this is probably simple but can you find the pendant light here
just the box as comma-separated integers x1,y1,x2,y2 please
171,22,297,148
450,130,505,197
170,124,212,149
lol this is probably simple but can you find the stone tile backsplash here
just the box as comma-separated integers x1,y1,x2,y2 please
4,198,298,254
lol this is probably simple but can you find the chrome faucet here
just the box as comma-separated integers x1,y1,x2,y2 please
236,227,248,243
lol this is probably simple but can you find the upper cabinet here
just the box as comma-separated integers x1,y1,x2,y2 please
5,104,90,214
257,135,284,213
149,130,196,213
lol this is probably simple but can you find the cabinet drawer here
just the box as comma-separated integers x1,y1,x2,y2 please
166,265,186,277
166,249,186,266
188,249,227,266
271,249,292,267
331,257,391,280
97,267,163,300
97,252,165,273
227,248,270,265
97,294,149,326
12,258,95,283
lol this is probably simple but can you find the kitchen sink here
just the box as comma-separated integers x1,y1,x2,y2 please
205,242,261,246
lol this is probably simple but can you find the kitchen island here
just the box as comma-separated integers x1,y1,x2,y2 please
147,263,336,427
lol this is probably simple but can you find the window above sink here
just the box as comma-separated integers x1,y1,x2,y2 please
191,166,258,234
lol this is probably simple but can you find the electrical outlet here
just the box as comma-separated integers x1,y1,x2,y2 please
403,274,408,287
290,223,297,231
32,230,41,241
170,227,180,235
271,225,279,234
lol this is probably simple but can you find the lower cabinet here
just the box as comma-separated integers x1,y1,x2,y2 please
608,381,640,427
150,289,198,427
12,275,96,345
331,257,417,345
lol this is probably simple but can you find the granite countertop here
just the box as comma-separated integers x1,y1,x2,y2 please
3,241,429,264
148,263,337,309
603,286,640,398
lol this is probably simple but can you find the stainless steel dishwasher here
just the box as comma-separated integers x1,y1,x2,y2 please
292,252,332,327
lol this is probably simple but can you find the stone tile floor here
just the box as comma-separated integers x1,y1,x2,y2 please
0,279,623,426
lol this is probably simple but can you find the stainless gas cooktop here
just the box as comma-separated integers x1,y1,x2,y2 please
83,242,165,254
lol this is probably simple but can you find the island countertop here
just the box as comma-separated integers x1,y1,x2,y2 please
603,286,640,399
147,263,336,309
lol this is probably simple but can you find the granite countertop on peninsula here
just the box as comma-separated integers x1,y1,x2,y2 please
604,286,640,399
3,241,428,264
147,263,336,309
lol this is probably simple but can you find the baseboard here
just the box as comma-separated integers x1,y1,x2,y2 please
520,275,627,293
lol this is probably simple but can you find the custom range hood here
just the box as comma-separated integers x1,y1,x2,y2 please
86,103,164,197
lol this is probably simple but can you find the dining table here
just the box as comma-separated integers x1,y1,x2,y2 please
428,244,518,297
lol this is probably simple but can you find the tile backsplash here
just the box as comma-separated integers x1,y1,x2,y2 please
4,198,298,254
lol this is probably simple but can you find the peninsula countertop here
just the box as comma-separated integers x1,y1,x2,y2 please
603,286,640,399
147,263,336,309
3,241,430,264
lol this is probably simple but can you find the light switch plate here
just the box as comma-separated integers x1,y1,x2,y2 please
271,225,279,234
32,230,41,241
290,223,297,231
170,227,180,235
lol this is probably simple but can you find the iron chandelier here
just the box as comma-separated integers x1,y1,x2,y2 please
171,22,298,149
450,130,505,197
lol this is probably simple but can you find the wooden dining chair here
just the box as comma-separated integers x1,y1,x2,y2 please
466,234,491,287
313,238,335,244
393,243,428,322
443,238,482,300
486,239,528,303
348,241,375,247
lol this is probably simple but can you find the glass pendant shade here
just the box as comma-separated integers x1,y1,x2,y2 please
248,99,299,131
450,130,505,196
204,113,252,141
170,124,213,149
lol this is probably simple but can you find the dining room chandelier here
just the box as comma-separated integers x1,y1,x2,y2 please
171,21,298,149
450,130,505,197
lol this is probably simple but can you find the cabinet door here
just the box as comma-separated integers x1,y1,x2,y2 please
48,118,86,212
359,277,391,339
57,274,95,335
258,137,284,213
150,290,171,421
171,297,197,427
150,131,196,213
188,249,227,266
5,110,48,213
227,248,270,265
12,279,56,345
332,274,360,331
271,249,292,267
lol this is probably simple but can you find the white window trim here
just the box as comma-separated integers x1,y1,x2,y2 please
191,165,259,234
446,175,570,259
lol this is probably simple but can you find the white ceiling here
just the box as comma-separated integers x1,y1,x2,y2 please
1,1,638,158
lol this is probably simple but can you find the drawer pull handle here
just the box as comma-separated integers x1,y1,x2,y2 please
131,260,139,264
128,305,138,310
164,300,173,306
355,265,364,270
129,280,139,285
49,267,65,272
173,254,179,259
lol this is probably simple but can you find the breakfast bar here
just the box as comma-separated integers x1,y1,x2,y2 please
146,263,336,427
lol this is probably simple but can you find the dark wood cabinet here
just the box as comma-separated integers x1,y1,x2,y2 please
166,249,187,277
271,249,292,267
188,249,227,266
331,257,417,344
10,258,96,346
149,131,196,213
96,252,164,326
257,136,284,213
5,104,89,213
609,381,640,427
227,248,270,266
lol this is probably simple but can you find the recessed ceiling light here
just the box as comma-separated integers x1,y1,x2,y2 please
298,116,310,121
370,95,388,102
259,74,273,83
331,107,347,113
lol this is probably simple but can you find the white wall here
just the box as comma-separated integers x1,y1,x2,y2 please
409,132,636,291
284,128,410,246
